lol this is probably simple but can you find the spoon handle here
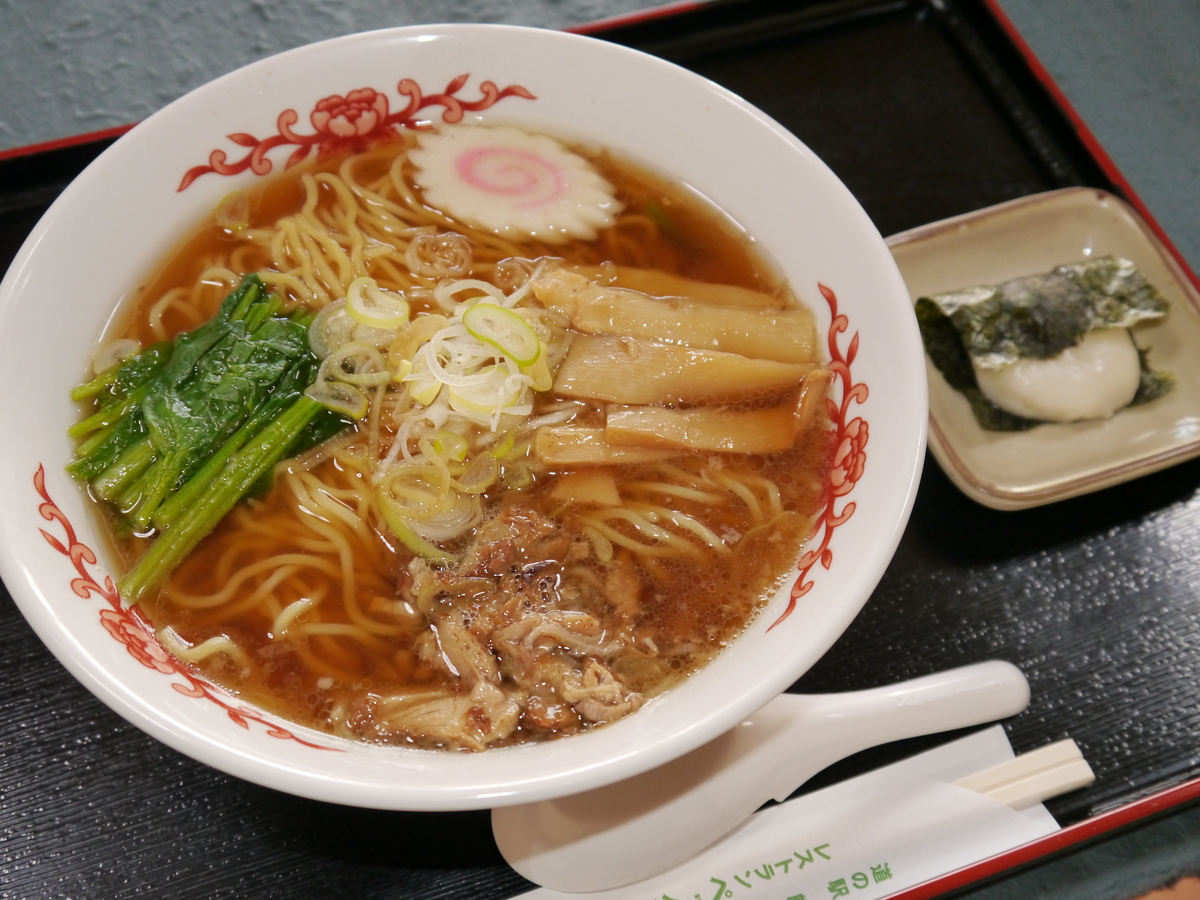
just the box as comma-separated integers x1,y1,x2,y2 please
762,659,1030,801
493,660,1029,893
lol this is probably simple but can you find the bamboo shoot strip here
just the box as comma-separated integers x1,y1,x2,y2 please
569,265,789,310
606,397,808,454
532,269,815,363
549,468,623,507
535,427,678,466
553,334,814,405
796,367,833,435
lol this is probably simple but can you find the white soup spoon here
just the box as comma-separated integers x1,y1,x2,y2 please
493,660,1030,892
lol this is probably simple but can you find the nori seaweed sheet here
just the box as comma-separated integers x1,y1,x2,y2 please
916,297,1041,431
916,290,1174,432
1131,347,1175,407
927,256,1169,371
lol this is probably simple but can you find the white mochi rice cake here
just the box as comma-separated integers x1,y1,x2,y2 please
915,255,1173,431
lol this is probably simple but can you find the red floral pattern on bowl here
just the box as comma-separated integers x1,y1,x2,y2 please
178,75,536,191
772,283,869,628
312,87,390,138
99,608,176,675
34,466,336,750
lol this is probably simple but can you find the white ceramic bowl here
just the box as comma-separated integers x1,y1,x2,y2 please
0,24,925,810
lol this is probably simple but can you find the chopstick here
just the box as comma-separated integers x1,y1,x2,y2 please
954,739,1095,809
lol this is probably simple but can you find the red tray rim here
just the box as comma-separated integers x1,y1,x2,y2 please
1,1,1196,892
891,773,1200,899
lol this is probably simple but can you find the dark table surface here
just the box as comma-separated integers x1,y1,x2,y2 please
2,2,1200,898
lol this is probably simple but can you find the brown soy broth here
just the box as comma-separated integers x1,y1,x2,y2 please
118,138,786,346
601,443,829,694
145,458,412,721
147,436,831,744
97,136,828,748
586,151,779,293
117,172,305,346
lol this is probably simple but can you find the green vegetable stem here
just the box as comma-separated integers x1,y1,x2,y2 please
117,395,326,603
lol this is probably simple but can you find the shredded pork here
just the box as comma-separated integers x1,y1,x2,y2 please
368,499,646,749
358,681,523,751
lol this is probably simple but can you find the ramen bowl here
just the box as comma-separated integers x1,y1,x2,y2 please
0,24,925,810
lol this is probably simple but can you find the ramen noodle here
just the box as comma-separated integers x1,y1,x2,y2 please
72,126,834,751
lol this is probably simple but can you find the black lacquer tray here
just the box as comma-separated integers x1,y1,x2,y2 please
2,1,1197,897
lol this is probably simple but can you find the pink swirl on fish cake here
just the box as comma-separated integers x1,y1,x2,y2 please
455,147,565,209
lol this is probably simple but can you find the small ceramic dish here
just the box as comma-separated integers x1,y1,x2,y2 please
0,25,925,810
888,187,1200,511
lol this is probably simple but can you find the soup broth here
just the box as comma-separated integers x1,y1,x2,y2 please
83,130,833,751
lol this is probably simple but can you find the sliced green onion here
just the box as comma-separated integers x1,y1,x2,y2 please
490,431,517,460
434,279,508,311
310,300,394,360
380,463,452,520
308,300,350,360
214,190,250,230
455,452,499,494
405,354,442,406
407,492,480,540
323,342,390,387
377,461,480,562
379,506,458,566
304,379,369,419
522,341,553,391
432,430,469,462
463,302,541,366
346,276,410,330
448,364,523,416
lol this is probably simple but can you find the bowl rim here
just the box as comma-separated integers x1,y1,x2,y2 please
0,22,926,809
